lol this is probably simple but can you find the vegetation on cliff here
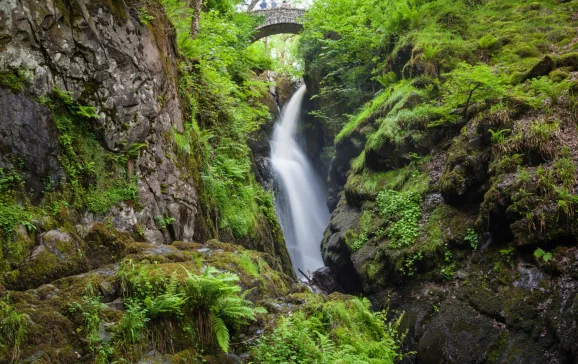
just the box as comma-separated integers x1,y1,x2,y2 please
303,0,578,361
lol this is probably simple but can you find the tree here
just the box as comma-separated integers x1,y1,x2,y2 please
189,0,202,36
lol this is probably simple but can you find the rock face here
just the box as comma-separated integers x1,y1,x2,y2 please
0,87,62,198
311,50,578,363
1,0,196,243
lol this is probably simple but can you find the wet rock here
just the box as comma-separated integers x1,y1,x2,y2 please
311,267,343,293
320,195,363,293
417,299,503,364
0,87,62,197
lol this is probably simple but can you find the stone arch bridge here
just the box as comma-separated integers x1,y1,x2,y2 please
250,9,306,41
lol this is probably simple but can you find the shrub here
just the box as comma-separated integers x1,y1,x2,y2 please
251,296,404,363
181,266,265,353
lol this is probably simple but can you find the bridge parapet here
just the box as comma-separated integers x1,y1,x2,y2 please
250,9,306,41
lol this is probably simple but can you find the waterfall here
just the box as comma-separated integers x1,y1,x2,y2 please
271,85,329,275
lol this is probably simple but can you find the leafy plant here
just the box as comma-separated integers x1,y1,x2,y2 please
69,285,113,362
376,189,422,248
181,266,265,353
0,294,28,362
154,215,177,229
251,296,404,363
489,128,510,144
464,228,479,250
400,250,423,276
116,300,149,344
534,248,553,263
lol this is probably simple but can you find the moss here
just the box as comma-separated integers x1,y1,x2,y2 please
514,45,539,58
486,330,508,363
549,69,569,83
0,70,27,93
84,223,133,269
557,52,578,69
98,0,128,22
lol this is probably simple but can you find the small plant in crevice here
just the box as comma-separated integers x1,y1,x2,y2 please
464,228,479,250
154,215,177,230
499,247,516,268
0,294,28,363
440,245,456,281
376,189,422,249
400,250,423,277
69,284,113,363
488,128,510,144
534,248,553,263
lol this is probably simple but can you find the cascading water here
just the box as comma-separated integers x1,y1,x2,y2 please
271,85,330,274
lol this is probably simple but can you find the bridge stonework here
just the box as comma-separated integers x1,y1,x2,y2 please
251,9,306,41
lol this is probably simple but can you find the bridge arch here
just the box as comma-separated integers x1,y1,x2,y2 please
250,9,305,41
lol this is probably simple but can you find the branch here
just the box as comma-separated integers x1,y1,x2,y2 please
298,268,312,284
463,83,481,120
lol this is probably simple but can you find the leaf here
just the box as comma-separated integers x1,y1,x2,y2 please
214,316,230,353
534,248,545,259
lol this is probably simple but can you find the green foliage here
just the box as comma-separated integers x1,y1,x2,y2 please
400,250,423,277
138,8,155,25
0,203,34,238
499,247,516,268
376,189,422,249
464,228,479,250
440,245,456,280
117,260,264,354
530,77,570,106
345,210,372,252
181,266,264,353
489,129,510,144
0,294,28,362
69,285,113,362
161,0,279,239
251,296,404,363
116,300,149,344
45,87,139,215
533,248,552,263
0,69,29,93
154,215,177,230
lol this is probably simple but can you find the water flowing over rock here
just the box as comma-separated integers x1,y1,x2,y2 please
271,86,329,274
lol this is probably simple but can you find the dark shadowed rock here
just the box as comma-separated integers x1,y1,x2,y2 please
312,267,343,293
0,87,62,197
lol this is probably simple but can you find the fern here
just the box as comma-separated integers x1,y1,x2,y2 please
213,317,230,353
181,266,263,353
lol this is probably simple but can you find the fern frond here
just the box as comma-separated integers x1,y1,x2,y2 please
213,317,230,353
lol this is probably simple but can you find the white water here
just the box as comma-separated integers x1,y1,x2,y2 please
271,85,329,274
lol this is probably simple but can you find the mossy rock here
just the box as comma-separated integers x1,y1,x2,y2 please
439,132,490,205
557,52,578,70
524,55,555,80
4,230,87,290
549,69,569,83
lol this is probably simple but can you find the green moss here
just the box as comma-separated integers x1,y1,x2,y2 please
486,330,508,363
0,70,27,93
557,52,578,69
99,0,128,22
549,69,569,83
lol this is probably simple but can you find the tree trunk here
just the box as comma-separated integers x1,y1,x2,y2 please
189,0,202,37
248,0,260,11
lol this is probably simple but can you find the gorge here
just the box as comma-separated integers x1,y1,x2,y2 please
1,0,578,363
